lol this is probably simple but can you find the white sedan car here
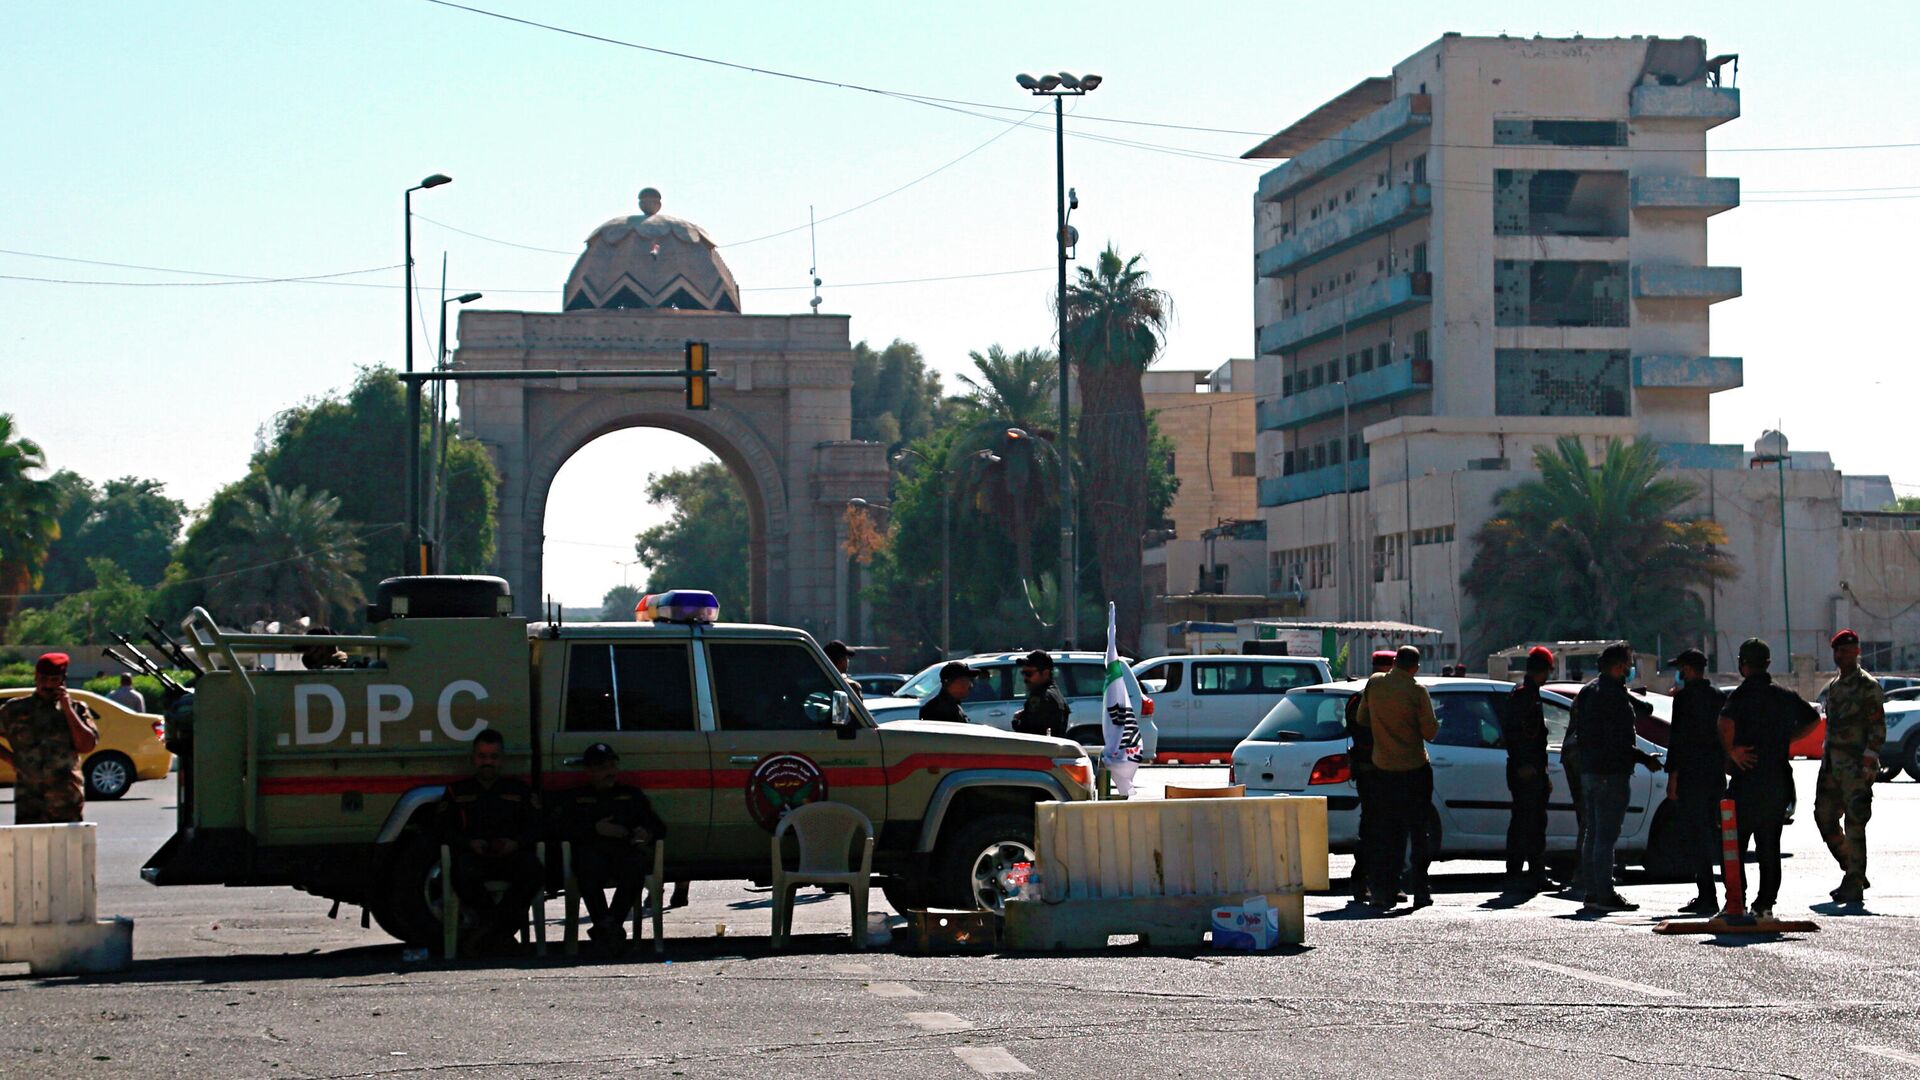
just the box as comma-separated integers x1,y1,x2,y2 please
1230,678,1681,875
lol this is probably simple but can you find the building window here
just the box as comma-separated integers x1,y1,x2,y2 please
1360,346,1374,372
1494,170,1629,237
1166,452,1177,474
1412,330,1429,363
1348,434,1361,461
1493,118,1628,147
1494,260,1629,327
1495,349,1631,418
1231,451,1256,477
1282,450,1296,476
1411,154,1428,184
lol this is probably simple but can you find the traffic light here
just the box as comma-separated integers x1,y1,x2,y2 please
685,340,710,410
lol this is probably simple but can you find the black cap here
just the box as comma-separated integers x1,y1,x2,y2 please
1019,649,1054,671
1666,648,1708,670
1599,643,1634,666
1738,638,1771,666
582,742,619,765
824,640,850,663
940,661,984,684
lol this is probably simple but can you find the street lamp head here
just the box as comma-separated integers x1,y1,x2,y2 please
455,292,483,304
1067,188,1078,211
1078,74,1102,91
1058,73,1082,90
1036,74,1062,92
980,451,1003,464
420,173,452,189
848,497,870,508
1006,428,1030,441
1015,73,1041,90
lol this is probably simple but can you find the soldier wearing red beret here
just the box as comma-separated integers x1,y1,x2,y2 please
1,653,101,824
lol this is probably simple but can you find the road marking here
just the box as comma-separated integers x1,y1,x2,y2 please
1859,1045,1920,1067
953,1047,1033,1074
865,981,923,998
1510,958,1679,998
906,1011,973,1033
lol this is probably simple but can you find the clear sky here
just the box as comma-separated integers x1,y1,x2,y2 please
5,1,1916,608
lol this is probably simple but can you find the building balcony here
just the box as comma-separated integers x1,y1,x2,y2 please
1258,184,1431,278
1633,355,1743,393
1258,359,1433,432
1631,175,1740,216
1258,461,1368,507
1257,95,1431,204
1631,265,1742,303
1258,272,1432,355
1629,84,1741,128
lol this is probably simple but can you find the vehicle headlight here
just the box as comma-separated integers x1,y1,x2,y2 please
1054,755,1093,790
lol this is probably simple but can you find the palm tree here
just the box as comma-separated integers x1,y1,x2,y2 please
206,484,366,626
1462,437,1737,658
0,414,64,634
951,346,1061,591
1061,246,1170,653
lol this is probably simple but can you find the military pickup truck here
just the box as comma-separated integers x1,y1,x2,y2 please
143,576,1094,946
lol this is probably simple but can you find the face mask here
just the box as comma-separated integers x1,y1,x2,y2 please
1626,666,1638,683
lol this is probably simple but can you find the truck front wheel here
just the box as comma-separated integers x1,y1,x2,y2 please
931,812,1035,913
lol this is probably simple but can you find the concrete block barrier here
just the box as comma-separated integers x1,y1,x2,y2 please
0,823,134,975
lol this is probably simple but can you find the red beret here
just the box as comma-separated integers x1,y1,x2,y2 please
1527,646,1555,666
35,652,70,675
1831,629,1859,648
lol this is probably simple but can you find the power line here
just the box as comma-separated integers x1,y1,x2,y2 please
0,248,402,282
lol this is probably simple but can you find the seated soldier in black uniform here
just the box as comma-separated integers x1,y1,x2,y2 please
436,729,543,950
556,742,666,949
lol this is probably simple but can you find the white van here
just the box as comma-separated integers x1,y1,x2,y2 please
1132,654,1333,751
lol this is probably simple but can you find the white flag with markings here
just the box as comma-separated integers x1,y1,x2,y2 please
1101,602,1142,797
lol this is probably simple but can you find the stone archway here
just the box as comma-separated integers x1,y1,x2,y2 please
452,190,889,636
524,399,787,622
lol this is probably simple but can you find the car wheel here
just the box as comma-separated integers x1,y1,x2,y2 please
84,752,135,800
1904,734,1920,782
1641,805,1688,881
931,812,1036,913
1879,761,1903,783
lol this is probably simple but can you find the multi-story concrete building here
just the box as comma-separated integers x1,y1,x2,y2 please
1242,34,1904,672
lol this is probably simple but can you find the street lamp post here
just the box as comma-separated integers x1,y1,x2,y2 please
403,172,451,575
1017,70,1100,649
892,447,1000,658
1752,430,1793,663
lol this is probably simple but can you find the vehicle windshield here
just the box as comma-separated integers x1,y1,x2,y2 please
1245,690,1349,743
895,665,943,701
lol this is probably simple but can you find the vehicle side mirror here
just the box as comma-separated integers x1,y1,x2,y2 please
831,690,855,738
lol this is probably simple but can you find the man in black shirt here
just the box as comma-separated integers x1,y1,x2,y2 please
1665,648,1727,915
437,729,543,948
1572,644,1663,914
1013,651,1070,739
1502,646,1555,891
919,662,981,723
1719,638,1819,919
555,742,666,949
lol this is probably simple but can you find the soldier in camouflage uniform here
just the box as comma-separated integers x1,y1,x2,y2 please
0,653,101,824
1815,629,1884,904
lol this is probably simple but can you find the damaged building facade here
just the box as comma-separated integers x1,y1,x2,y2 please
1247,33,1917,673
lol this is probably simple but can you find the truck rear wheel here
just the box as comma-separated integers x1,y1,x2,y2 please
880,877,931,914
374,836,448,947
931,812,1035,913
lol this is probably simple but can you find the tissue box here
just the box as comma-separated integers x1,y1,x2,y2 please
1210,895,1280,950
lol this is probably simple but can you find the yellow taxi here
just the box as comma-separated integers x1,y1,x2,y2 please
0,687,174,800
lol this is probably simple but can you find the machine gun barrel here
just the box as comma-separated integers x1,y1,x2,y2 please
107,635,185,694
143,615,203,676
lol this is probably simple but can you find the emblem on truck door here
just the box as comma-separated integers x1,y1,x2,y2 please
745,753,828,831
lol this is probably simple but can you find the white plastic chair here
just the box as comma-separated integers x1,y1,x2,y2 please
770,802,875,950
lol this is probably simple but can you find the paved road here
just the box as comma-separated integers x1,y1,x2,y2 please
4,763,1920,1078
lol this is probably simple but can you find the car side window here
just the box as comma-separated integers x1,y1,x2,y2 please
1256,663,1315,692
1059,663,1108,698
1542,699,1572,749
1139,662,1184,693
965,667,1013,703
1433,692,1503,748
565,643,697,732
1193,662,1249,695
707,642,842,732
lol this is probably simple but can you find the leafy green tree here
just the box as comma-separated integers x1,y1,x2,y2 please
205,484,367,626
635,462,750,609
165,368,498,625
7,559,155,645
1461,437,1737,659
851,339,952,454
0,414,64,635
1061,246,1171,654
601,584,643,621
951,346,1061,589
1887,495,1920,512
38,475,184,596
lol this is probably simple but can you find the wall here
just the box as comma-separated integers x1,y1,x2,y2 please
1146,384,1258,539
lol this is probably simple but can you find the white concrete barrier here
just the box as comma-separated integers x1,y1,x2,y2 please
1005,796,1328,949
0,823,133,975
